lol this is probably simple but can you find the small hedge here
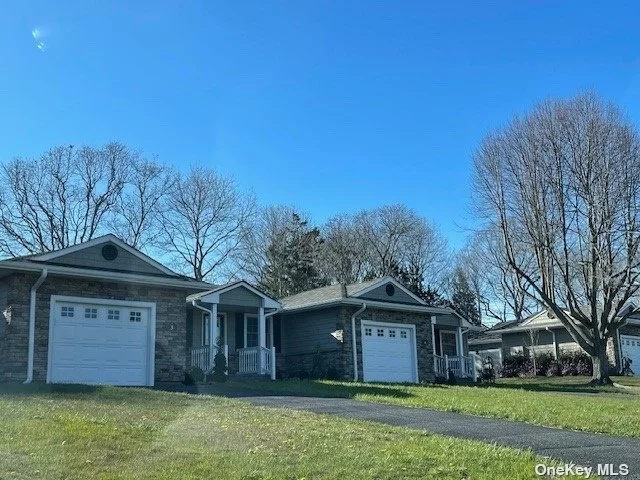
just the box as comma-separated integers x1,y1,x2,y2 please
498,351,595,377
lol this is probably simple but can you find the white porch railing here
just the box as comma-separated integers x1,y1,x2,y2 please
432,354,477,381
191,346,210,371
238,346,274,376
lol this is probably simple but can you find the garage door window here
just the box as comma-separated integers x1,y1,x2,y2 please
85,308,97,319
107,309,120,320
377,329,384,337
389,330,396,338
130,311,142,323
61,306,74,317
364,327,372,336
400,330,407,339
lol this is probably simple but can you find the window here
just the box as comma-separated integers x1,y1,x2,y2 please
84,308,97,319
202,314,210,346
245,315,259,348
107,309,120,320
377,328,384,337
389,329,396,338
130,311,142,323
61,306,74,317
364,327,372,336
400,330,407,339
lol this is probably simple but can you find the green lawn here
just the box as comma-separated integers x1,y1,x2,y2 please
227,376,640,438
0,385,576,480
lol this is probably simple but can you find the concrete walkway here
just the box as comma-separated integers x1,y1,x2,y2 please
233,392,640,479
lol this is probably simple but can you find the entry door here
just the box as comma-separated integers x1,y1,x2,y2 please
621,335,640,376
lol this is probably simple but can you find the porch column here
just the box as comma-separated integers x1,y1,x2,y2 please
269,316,274,349
258,307,266,348
430,316,437,355
456,325,463,357
209,303,218,369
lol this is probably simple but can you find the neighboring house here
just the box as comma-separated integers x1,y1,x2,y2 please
469,308,640,375
0,235,477,386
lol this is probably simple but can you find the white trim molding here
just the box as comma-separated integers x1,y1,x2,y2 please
351,276,427,306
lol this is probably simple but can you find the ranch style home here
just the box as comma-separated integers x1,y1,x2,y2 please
469,308,640,376
0,234,475,386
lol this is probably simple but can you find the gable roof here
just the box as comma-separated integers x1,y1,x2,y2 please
187,280,281,309
0,234,214,290
26,234,178,277
279,276,453,315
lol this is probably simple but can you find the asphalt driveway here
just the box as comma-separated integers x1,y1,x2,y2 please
236,392,640,479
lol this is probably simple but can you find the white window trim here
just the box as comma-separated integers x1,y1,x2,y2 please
360,319,419,383
244,313,259,348
46,295,156,386
439,330,458,357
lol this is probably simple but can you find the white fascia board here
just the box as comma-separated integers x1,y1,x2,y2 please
188,281,281,309
0,261,212,290
281,298,451,315
468,337,503,345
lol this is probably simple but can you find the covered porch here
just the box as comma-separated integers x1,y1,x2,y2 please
187,281,281,378
430,314,477,381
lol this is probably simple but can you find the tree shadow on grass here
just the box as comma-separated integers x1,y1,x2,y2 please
472,379,619,395
189,379,446,400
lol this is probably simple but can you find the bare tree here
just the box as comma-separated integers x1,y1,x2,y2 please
236,205,307,284
473,92,640,384
0,143,129,256
462,228,537,324
160,167,255,282
110,157,173,250
319,214,368,284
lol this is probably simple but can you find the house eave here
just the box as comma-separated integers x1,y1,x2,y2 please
281,298,456,316
0,260,213,290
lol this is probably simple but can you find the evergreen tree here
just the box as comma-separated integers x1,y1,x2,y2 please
259,213,327,298
450,266,481,325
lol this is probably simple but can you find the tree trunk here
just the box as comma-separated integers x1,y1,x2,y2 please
590,341,612,385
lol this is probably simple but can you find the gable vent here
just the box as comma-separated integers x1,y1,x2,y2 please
102,244,119,261
385,284,395,296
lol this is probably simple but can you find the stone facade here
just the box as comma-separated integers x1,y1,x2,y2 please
0,272,197,384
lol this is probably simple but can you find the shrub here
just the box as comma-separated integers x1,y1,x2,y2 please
184,366,205,385
324,366,343,381
210,336,228,383
499,354,530,377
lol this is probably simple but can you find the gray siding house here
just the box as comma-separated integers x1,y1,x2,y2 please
469,308,640,375
1,235,477,386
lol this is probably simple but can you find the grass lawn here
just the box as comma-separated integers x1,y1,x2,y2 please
227,376,640,438
0,385,577,480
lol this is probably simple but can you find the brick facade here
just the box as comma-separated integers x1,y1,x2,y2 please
0,272,196,384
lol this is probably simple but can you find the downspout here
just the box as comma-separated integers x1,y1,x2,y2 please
545,327,557,360
351,303,367,382
24,269,48,384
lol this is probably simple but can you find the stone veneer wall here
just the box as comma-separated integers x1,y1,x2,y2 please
0,272,194,383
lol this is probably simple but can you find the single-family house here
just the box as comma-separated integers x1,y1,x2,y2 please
0,235,477,386
468,308,640,375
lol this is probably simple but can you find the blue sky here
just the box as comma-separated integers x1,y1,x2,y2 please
2,2,640,249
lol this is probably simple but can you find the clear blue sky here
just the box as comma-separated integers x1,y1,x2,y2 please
2,1,640,249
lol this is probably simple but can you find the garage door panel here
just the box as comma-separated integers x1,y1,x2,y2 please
362,322,417,383
621,335,640,376
49,298,153,386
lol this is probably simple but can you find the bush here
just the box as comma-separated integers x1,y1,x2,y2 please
210,335,228,383
559,351,593,376
184,366,205,385
498,354,531,377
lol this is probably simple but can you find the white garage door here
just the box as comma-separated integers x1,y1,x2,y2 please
620,335,640,377
361,321,418,383
48,297,154,386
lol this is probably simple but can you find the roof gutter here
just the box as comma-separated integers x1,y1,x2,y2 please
282,298,452,315
0,261,212,290
351,303,367,382
24,268,47,384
